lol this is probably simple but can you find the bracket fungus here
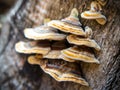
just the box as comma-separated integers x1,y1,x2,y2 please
28,55,43,65
67,34,101,51
48,8,87,36
15,8,102,86
81,1,106,25
24,25,66,41
15,41,51,55
61,46,100,64
28,56,89,86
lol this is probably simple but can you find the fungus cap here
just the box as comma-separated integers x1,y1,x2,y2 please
15,41,50,55
48,8,86,36
48,20,86,36
81,11,105,19
67,35,101,51
61,46,100,64
96,17,107,25
61,8,82,26
39,59,89,86
24,25,66,40
81,11,106,25
44,69,89,86
27,55,42,65
81,1,106,25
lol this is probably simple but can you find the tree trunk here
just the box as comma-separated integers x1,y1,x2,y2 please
0,0,120,90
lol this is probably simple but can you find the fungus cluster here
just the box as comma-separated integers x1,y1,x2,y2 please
81,0,107,25
15,8,101,86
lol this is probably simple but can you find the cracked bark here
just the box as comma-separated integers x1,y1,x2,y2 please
0,0,120,90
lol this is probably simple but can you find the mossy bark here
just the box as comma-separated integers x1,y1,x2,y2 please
0,0,120,90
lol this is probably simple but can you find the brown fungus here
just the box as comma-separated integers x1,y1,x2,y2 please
48,8,86,36
24,25,66,41
28,55,43,65
15,7,101,86
42,59,89,86
28,56,89,86
15,41,51,55
67,34,101,51
61,46,100,64
81,1,106,25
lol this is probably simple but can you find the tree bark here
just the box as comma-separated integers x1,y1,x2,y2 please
0,0,120,90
